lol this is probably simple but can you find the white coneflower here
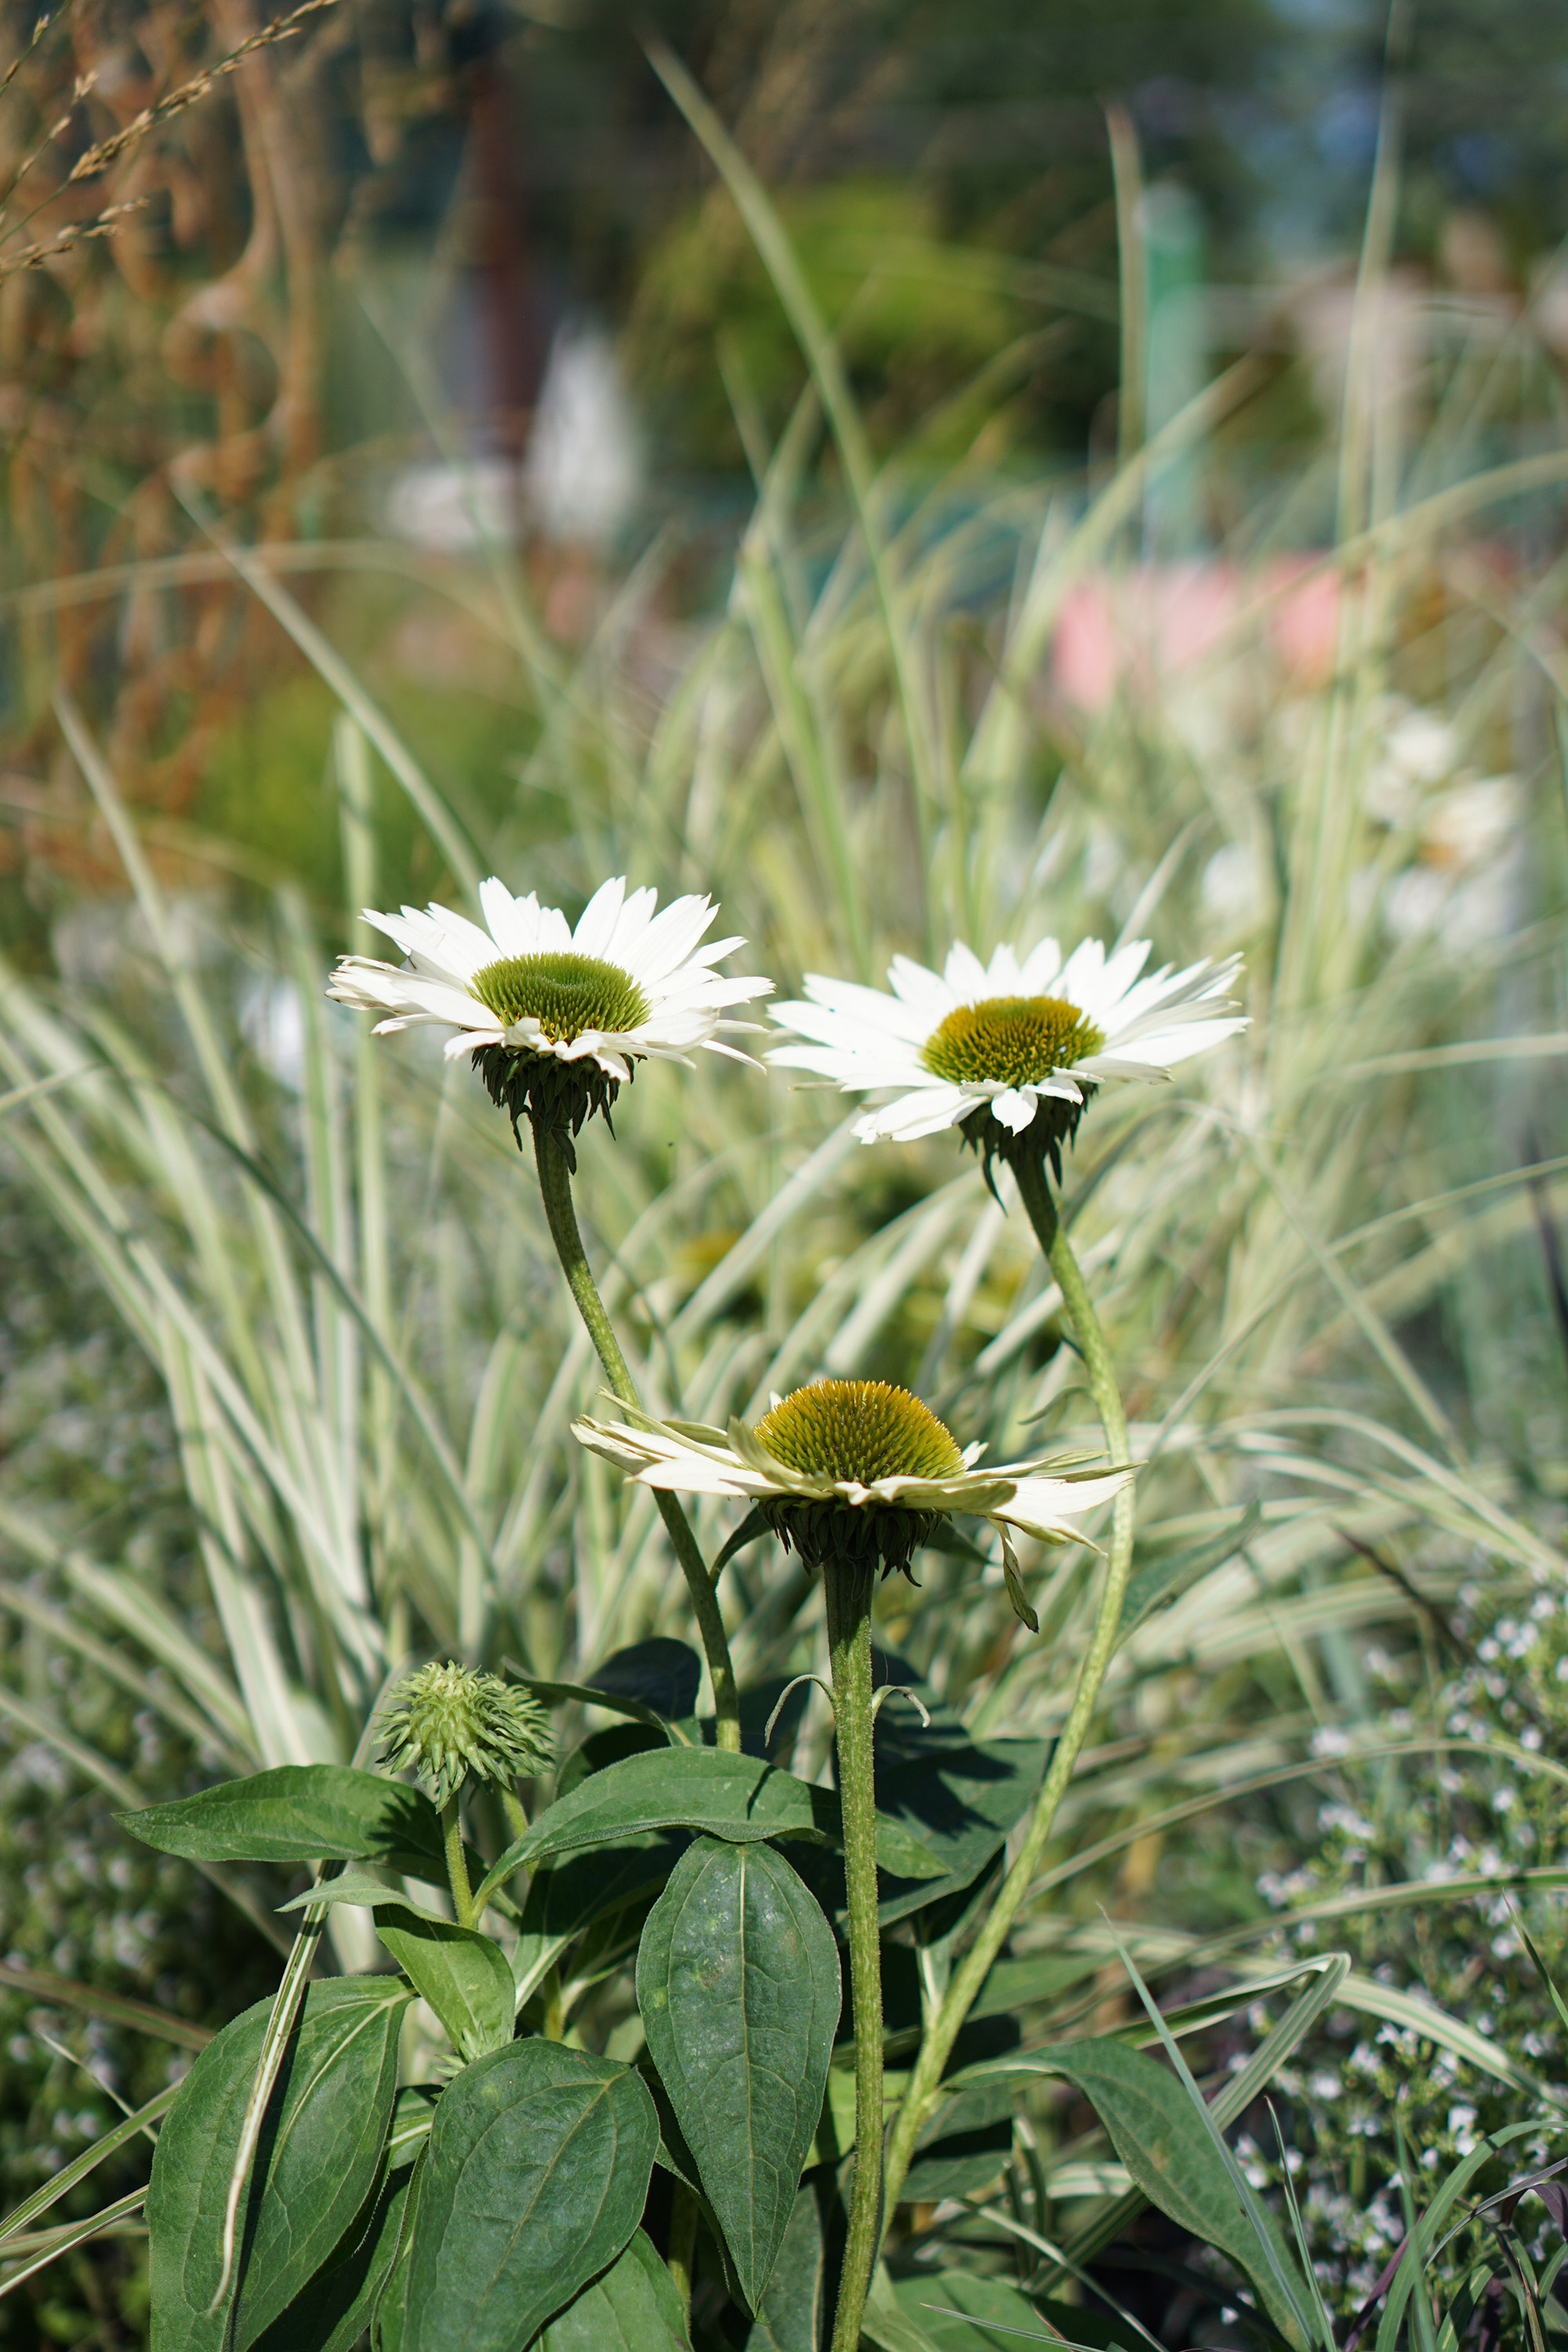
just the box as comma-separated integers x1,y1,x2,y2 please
572,1379,1131,1628
768,935,1243,1177
328,875,771,1150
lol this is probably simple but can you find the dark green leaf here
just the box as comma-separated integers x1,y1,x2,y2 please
862,2268,945,2352
901,2079,1014,2203
742,2175,836,2351
869,1697,1045,1927
119,1766,446,1878
371,2150,424,2352
147,1976,408,2352
404,2038,659,2352
513,1836,686,2006
535,2230,691,2350
512,1639,702,1737
373,1907,515,2060
955,2040,1309,2344
556,1723,666,1800
277,1872,445,1919
248,2091,434,2352
590,1639,702,1718
637,1838,840,2307
474,1748,945,1913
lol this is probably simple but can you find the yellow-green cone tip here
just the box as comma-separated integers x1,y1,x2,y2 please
470,950,650,1041
756,1379,965,1485
920,994,1105,1088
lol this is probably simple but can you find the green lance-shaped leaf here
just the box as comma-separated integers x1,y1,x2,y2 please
969,2038,1311,2346
535,2229,691,2350
119,1765,447,1880
147,1976,409,2352
473,1747,945,1913
372,1906,516,2060
637,1837,840,2309
403,2038,659,2352
247,2089,435,2352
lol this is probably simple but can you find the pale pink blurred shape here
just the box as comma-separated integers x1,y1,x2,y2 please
1052,560,1341,712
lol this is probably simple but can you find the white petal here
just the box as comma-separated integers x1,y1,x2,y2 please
943,942,991,1000
477,877,527,955
1016,936,1064,992
572,875,628,958
990,1087,1039,1133
854,1085,972,1142
982,942,1025,995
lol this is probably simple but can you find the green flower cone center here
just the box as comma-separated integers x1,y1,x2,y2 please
470,951,650,1043
920,994,1105,1090
755,1380,965,1484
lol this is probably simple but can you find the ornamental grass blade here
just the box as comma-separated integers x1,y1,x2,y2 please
145,1977,408,2352
637,1836,840,2307
535,2230,691,2350
403,2039,658,2352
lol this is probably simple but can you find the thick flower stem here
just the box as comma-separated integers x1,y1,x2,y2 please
532,1124,742,1752
441,1796,476,1929
880,1156,1135,2218
823,1556,883,2352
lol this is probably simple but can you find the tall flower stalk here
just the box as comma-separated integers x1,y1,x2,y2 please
766,927,1243,2263
328,873,771,1749
879,1155,1139,2216
533,1120,741,1744
574,1378,1129,2350
820,1548,882,2351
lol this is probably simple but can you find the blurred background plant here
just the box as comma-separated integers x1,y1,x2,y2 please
5,0,1568,2343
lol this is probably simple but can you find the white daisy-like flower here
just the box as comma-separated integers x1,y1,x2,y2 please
572,1378,1132,1628
768,935,1244,1169
328,875,771,1145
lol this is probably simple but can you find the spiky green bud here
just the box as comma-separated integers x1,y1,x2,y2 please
375,1663,552,1809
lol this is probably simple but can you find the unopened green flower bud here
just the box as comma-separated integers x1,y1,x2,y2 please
376,1663,552,1809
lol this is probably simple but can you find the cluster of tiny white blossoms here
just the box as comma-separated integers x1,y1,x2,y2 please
328,873,1243,1607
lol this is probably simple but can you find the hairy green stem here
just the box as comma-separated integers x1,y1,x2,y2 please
441,1795,476,1929
880,1155,1135,2216
667,2181,700,2312
824,1556,883,2352
532,1123,742,1751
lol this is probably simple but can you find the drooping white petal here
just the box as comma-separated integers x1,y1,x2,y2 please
989,1087,1039,1132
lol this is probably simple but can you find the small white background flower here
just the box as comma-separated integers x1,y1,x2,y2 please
328,875,771,1080
768,935,1244,1144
